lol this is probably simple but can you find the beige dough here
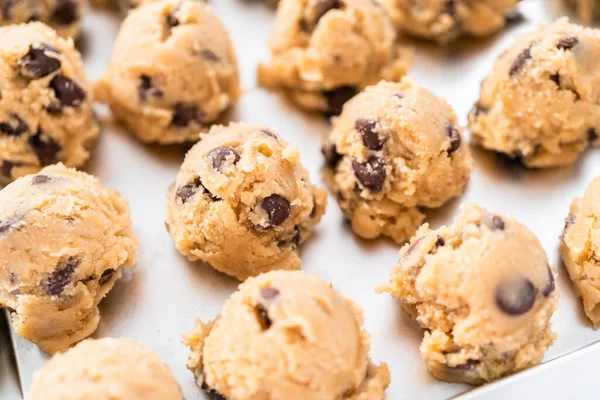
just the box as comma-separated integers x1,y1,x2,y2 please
469,18,600,168
565,0,598,23
383,0,521,44
561,176,600,327
0,164,137,353
28,338,183,400
183,270,390,400
166,123,326,281
0,23,99,185
322,79,472,244
257,0,412,115
377,203,558,384
0,0,83,38
95,0,241,144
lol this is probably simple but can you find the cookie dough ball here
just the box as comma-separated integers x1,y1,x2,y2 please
377,203,558,384
95,0,241,144
0,23,99,185
28,338,183,400
468,18,600,168
183,270,390,400
166,123,326,281
383,0,520,44
561,176,600,327
257,0,412,115
1,0,83,38
565,0,598,23
322,79,472,244
0,164,138,353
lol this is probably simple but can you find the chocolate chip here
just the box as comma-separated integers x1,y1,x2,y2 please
50,75,86,108
261,129,278,139
201,49,219,62
9,273,16,284
20,43,61,79
392,92,404,100
504,10,524,24
557,36,578,50
550,73,560,87
256,303,273,329
588,128,598,142
99,268,115,285
28,129,60,165
450,359,480,371
0,215,21,234
542,265,555,297
496,276,537,316
509,47,532,77
1,160,18,177
322,86,356,116
314,0,341,22
31,175,51,185
261,287,280,300
44,256,79,296
175,178,218,203
356,118,386,150
167,12,179,27
482,214,505,231
443,0,456,16
259,194,290,228
207,146,240,172
435,235,445,248
51,0,78,25
322,143,342,169
171,103,201,127
446,124,461,154
0,114,28,136
352,156,386,192
138,75,163,102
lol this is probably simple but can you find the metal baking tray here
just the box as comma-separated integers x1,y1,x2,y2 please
3,0,600,398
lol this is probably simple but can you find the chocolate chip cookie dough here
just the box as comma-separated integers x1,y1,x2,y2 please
166,123,326,281
0,0,83,38
95,0,241,144
561,176,600,327
383,0,521,44
257,0,412,115
0,164,137,353
183,270,391,399
377,203,558,384
0,23,99,185
469,18,600,168
322,79,472,244
29,338,183,400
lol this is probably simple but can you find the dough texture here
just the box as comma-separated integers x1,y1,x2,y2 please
257,0,412,115
95,0,241,144
183,270,391,400
322,79,472,244
0,0,83,38
383,0,520,43
377,203,558,384
561,176,600,327
0,23,99,185
28,338,183,400
166,123,326,281
0,164,137,353
469,18,600,168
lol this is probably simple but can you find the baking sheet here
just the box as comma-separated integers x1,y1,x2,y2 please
4,0,600,399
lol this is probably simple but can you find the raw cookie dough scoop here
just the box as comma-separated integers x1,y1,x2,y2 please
0,0,84,38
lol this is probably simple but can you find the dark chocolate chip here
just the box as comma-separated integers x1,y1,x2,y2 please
482,214,505,231
322,143,342,169
446,124,461,154
496,276,537,316
167,12,179,27
450,359,480,371
322,86,356,116
28,129,60,165
1,160,18,177
51,0,78,25
0,114,28,136
504,10,524,24
201,49,219,62
0,215,21,234
138,74,163,102
542,264,555,297
99,268,115,285
352,156,386,192
314,0,341,22
20,43,61,79
207,146,240,172
356,118,386,150
256,303,272,329
171,103,201,127
557,36,579,50
435,235,445,248
509,47,532,77
261,287,280,300
31,175,51,185
259,194,291,227
443,0,456,16
588,128,598,142
9,273,16,284
550,72,560,87
175,178,218,203
44,256,79,296
50,75,86,108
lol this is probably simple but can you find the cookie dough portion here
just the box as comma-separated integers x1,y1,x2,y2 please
0,164,138,353
383,0,520,44
322,79,472,244
166,123,326,281
0,23,99,185
377,203,558,384
183,270,390,400
561,176,600,327
469,18,600,168
565,0,599,23
257,0,412,115
28,338,183,400
95,0,241,144
0,0,83,38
